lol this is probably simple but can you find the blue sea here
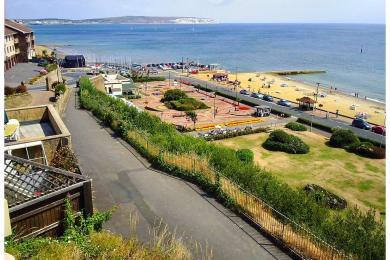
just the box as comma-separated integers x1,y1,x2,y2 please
31,23,385,100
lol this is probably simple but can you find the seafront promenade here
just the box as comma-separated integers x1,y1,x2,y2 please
192,71,385,126
173,73,386,145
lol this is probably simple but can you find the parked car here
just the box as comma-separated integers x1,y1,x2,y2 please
262,95,274,102
352,118,371,130
239,89,250,95
371,125,386,135
277,99,292,107
250,93,263,99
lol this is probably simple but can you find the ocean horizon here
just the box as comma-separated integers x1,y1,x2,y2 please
31,23,385,101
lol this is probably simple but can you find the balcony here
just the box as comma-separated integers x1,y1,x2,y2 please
14,38,19,44
15,48,20,54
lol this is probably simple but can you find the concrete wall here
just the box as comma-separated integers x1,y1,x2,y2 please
46,66,63,90
90,74,105,93
5,105,72,164
6,106,47,122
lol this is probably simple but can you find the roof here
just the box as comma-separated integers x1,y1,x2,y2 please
65,55,85,60
5,19,33,34
296,96,316,104
4,154,89,209
5,27,17,36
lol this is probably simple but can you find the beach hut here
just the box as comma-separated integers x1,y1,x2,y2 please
297,96,316,111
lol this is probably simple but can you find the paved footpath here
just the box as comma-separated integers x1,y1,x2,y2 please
63,89,291,260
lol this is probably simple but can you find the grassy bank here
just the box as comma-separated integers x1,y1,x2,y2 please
79,77,385,259
6,199,204,260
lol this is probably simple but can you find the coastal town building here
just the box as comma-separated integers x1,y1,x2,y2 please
104,74,135,96
4,19,35,70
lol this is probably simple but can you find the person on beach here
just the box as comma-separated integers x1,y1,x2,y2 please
336,109,339,118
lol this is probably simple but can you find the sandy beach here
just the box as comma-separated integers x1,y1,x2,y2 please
193,71,385,126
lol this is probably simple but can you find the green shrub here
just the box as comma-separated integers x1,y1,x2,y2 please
161,89,188,102
263,130,309,154
236,149,254,162
5,86,16,96
285,122,307,131
55,83,67,95
329,128,360,148
352,142,385,159
78,77,385,259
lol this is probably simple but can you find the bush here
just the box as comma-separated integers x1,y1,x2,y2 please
161,89,188,102
304,184,347,210
5,86,16,96
55,83,67,95
15,84,27,93
263,130,310,154
329,128,360,148
285,122,307,131
352,142,386,159
236,149,254,162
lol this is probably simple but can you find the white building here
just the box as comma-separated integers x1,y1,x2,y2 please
103,74,135,96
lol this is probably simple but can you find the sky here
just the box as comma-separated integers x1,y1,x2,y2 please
5,0,386,24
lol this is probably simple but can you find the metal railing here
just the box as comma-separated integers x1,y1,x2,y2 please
123,127,351,260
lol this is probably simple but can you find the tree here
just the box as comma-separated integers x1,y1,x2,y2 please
185,111,198,129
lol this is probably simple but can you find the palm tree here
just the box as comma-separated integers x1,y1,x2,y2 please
185,111,198,130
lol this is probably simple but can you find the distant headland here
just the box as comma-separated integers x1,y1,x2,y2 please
15,16,217,25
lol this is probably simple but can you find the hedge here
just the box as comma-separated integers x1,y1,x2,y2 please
285,122,307,131
131,76,166,82
79,77,384,259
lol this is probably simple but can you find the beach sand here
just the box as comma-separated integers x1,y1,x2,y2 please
193,72,385,126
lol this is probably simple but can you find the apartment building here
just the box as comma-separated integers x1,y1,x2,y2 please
4,19,35,70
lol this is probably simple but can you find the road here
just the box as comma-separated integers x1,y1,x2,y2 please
63,88,291,260
174,74,386,145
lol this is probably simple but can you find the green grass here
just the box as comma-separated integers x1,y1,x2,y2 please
344,162,358,173
215,128,386,213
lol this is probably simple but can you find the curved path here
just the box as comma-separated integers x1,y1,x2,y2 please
63,88,291,260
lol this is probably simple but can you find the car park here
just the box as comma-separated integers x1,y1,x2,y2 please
352,118,371,130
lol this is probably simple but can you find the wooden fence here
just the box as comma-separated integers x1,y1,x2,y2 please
125,129,350,260
6,155,93,239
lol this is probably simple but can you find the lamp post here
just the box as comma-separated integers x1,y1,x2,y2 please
315,82,320,111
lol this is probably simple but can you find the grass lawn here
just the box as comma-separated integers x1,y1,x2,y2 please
5,93,32,108
215,128,385,214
